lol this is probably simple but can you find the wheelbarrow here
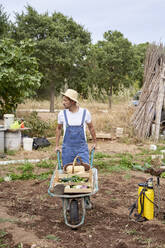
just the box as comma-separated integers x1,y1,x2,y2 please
48,148,98,229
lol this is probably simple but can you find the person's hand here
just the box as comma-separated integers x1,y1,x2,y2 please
55,146,61,153
91,142,97,151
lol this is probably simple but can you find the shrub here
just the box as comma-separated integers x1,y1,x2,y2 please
22,111,57,137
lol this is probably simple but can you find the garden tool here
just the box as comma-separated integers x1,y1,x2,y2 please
129,178,158,221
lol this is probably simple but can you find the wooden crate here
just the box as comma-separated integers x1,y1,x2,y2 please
51,169,93,194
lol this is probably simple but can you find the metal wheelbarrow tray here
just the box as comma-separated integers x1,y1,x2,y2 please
48,149,98,229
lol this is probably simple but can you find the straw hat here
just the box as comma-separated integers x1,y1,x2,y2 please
61,89,79,103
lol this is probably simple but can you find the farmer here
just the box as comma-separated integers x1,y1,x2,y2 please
55,89,97,166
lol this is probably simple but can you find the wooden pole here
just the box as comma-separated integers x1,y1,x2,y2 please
154,63,165,141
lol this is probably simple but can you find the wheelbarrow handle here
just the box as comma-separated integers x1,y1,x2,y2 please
57,150,62,170
90,147,95,168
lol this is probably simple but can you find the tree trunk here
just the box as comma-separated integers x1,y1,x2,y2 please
50,81,55,113
108,83,113,108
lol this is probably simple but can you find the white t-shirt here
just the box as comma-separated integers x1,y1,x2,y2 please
58,107,91,138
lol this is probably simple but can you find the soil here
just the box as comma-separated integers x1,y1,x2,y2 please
0,140,165,248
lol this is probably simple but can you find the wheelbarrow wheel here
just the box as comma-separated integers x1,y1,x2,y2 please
70,199,79,225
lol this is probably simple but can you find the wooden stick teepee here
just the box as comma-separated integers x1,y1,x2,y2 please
131,43,165,140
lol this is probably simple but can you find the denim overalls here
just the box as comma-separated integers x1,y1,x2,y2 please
62,109,89,167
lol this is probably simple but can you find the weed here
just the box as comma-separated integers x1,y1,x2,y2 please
119,156,133,169
143,238,152,247
46,235,61,241
0,218,18,223
111,197,117,202
36,171,52,180
106,165,126,172
0,218,9,223
0,241,7,247
123,173,131,180
94,152,111,159
161,172,165,178
125,229,138,235
17,244,23,248
10,172,37,180
0,230,7,238
17,162,34,172
94,160,110,170
105,190,112,195
36,160,55,169
5,150,16,156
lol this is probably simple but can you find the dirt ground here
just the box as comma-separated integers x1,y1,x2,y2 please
0,140,165,248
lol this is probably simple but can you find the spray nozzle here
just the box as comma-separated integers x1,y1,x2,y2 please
147,178,153,188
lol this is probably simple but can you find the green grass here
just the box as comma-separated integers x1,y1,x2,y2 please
17,162,34,172
94,152,111,159
0,160,54,182
5,150,17,156
46,235,61,241
0,147,164,182
93,148,165,175
94,152,134,172
125,228,139,235
0,218,18,223
36,160,55,169
0,230,22,248
0,230,7,238
123,173,132,180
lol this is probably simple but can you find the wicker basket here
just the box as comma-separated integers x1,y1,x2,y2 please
51,156,93,194
64,155,90,173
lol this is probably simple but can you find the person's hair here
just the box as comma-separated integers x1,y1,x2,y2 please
63,96,76,104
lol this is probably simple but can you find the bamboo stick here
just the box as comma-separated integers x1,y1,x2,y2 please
155,63,165,140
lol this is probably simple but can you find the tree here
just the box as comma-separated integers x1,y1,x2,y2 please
132,43,149,88
0,39,42,116
88,31,136,107
0,4,10,38
12,6,91,111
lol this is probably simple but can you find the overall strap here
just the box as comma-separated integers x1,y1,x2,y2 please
63,110,69,127
81,109,86,126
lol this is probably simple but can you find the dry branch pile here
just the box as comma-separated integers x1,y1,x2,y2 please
132,43,165,140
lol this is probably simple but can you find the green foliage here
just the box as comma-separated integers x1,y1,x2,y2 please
17,162,34,172
23,111,56,137
46,234,61,241
132,43,149,88
36,160,55,168
12,5,91,109
0,5,10,38
3,160,54,181
118,156,133,169
0,230,7,237
94,152,135,172
86,31,147,103
0,38,42,116
5,150,16,155
36,172,52,180
94,152,111,159
9,168,52,181
161,172,165,178
10,171,37,180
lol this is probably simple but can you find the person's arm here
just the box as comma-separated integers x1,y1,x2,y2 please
87,122,97,150
55,124,63,152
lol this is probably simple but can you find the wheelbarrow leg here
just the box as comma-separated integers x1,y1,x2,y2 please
62,198,86,229
84,196,93,210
